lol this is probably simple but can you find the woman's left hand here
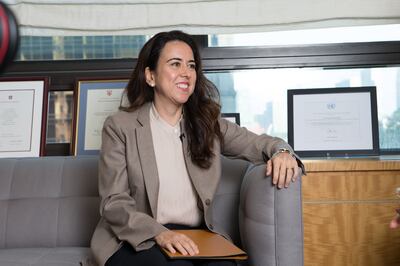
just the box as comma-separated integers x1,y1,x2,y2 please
266,152,300,188
390,209,400,229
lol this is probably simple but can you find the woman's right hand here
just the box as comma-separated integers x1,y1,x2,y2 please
155,230,199,256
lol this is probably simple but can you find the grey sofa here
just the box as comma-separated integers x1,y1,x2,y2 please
0,156,303,266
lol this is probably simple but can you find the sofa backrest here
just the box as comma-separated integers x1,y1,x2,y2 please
0,156,100,248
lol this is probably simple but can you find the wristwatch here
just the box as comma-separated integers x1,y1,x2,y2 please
271,148,295,159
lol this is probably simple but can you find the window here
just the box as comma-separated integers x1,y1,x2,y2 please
16,25,400,60
46,91,74,144
209,24,400,47
206,66,400,151
16,35,149,60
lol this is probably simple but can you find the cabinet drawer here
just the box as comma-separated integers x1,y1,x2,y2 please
302,171,400,201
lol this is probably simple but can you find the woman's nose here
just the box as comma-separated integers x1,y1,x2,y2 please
180,64,191,77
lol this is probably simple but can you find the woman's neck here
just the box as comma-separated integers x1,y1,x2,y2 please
153,100,183,126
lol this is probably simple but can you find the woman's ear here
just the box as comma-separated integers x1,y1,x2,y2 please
145,67,155,87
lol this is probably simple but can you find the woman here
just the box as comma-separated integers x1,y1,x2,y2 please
91,30,303,266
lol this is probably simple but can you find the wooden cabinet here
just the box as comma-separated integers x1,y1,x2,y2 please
302,158,400,266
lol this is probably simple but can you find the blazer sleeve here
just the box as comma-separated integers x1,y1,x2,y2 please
98,115,166,251
219,117,303,166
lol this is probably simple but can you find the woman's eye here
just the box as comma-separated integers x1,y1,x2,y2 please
189,63,196,69
171,61,180,67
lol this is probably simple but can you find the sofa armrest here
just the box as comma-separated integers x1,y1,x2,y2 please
239,164,304,266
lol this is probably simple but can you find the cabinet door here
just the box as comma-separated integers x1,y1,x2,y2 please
302,160,400,266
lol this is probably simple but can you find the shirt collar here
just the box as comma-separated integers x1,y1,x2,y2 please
151,102,183,127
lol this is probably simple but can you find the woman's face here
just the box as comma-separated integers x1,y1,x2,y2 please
146,40,197,108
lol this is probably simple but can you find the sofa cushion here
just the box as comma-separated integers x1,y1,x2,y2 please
0,156,100,249
210,156,251,246
0,247,91,266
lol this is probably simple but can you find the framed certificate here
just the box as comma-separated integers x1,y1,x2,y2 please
73,78,129,155
222,113,240,126
287,86,379,158
0,78,49,158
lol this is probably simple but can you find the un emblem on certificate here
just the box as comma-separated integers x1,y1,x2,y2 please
327,103,336,110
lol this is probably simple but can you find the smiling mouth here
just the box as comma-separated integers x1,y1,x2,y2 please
177,83,189,90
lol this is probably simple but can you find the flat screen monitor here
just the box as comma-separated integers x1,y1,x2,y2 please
287,86,379,158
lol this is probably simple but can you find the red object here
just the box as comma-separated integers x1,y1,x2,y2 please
0,2,18,70
0,5,10,65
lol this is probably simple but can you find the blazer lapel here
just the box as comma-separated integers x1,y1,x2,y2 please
136,103,159,218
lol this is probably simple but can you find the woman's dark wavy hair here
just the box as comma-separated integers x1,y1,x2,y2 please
121,30,222,169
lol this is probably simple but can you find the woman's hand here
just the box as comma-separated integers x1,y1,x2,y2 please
266,152,300,188
389,209,400,229
155,230,199,256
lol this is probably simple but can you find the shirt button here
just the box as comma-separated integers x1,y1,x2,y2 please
205,199,211,206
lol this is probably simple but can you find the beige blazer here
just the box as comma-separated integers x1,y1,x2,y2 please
90,102,293,266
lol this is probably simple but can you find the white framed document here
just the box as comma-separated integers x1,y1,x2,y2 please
0,78,48,158
73,78,129,155
287,87,379,158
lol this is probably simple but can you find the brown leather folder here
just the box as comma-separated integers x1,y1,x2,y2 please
161,229,247,260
